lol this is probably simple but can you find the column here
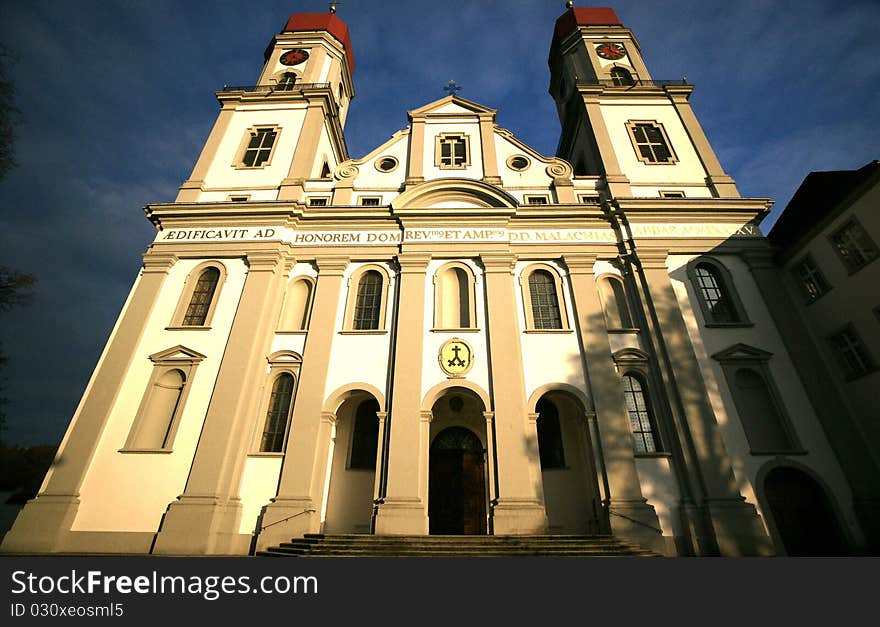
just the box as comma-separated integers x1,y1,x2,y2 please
563,253,664,553
255,256,349,550
1,252,176,553
744,248,880,551
153,250,289,555
637,247,772,555
375,254,431,534
481,253,548,534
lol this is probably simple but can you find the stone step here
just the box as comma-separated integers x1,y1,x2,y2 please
258,534,662,557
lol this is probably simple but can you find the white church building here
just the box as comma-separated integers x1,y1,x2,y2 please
3,5,878,556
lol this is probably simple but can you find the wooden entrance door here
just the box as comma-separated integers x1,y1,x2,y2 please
429,427,487,535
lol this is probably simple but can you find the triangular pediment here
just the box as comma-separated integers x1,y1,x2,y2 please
408,95,497,119
149,345,207,363
711,343,773,363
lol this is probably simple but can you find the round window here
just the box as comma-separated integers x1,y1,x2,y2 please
375,156,398,172
507,155,530,171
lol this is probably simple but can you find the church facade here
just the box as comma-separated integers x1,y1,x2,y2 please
4,6,878,556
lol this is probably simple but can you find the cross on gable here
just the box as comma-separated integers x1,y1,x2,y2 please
443,79,462,95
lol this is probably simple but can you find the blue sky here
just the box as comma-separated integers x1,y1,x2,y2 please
0,0,878,445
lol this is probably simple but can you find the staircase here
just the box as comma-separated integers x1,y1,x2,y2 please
258,534,662,557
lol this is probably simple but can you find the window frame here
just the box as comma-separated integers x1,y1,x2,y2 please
433,261,479,331
277,275,315,333
620,372,661,455
597,273,637,331
307,196,330,207
251,351,303,455
791,253,831,304
686,256,751,327
359,196,382,206
435,133,471,170
610,66,635,86
234,125,282,170
524,194,551,205
121,346,205,453
625,120,678,165
659,190,686,198
342,264,392,333
168,261,228,330
827,323,876,381
519,263,571,332
711,344,804,455
828,217,879,274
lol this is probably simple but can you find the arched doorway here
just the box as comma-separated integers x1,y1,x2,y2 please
533,390,602,534
763,466,849,556
429,426,487,535
323,395,381,534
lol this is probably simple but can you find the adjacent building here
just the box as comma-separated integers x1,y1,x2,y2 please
3,6,877,556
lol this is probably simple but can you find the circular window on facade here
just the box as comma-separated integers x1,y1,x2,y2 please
507,155,530,171
375,156,399,173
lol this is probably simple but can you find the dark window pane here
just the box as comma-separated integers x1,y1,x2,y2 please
353,271,382,330
695,263,738,323
260,373,295,452
528,270,562,329
182,267,220,326
622,375,658,453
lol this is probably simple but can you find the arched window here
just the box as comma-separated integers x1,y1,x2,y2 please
610,66,635,86
688,258,749,325
434,263,476,329
621,374,659,454
353,270,383,330
276,72,297,90
536,398,565,468
278,277,314,331
260,373,295,453
598,275,634,329
130,369,185,449
349,398,380,469
733,368,793,452
527,269,563,330
124,345,204,452
175,262,223,327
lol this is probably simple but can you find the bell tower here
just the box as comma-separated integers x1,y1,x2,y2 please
176,10,354,203
549,5,739,198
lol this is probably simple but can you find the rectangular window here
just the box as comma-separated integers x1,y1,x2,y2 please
525,195,549,205
241,127,278,168
359,197,381,206
307,197,329,207
626,121,676,164
660,190,685,198
227,195,250,202
436,134,469,169
828,325,875,380
578,195,601,205
792,254,830,303
830,218,878,273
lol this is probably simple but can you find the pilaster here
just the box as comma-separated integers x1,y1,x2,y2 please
278,103,327,201
152,250,289,555
375,254,432,535
666,87,740,198
581,88,632,197
177,108,235,202
562,252,664,553
478,114,502,185
255,255,350,550
480,253,548,534
1,253,176,554
405,117,426,187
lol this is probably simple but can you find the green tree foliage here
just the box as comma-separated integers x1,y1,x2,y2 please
0,45,21,178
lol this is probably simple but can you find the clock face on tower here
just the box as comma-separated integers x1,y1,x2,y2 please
280,49,310,66
596,43,626,60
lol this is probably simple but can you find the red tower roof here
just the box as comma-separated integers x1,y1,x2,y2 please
549,6,623,65
282,12,354,74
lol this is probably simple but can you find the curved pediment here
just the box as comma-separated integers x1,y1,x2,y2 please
391,178,519,210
